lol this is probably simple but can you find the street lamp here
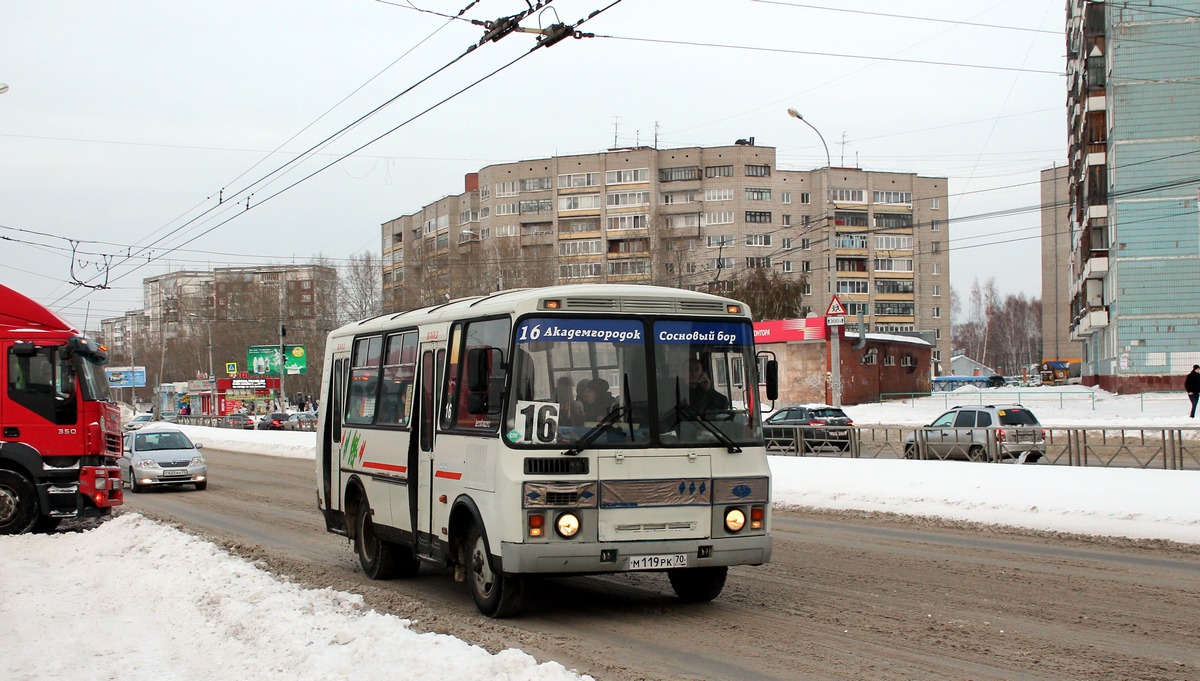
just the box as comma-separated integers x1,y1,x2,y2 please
0,84,9,96
787,107,842,407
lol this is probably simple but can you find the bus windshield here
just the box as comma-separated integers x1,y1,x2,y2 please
505,317,761,449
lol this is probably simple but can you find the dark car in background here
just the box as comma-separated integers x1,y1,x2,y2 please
903,404,1045,462
763,404,855,452
256,412,289,430
222,413,255,430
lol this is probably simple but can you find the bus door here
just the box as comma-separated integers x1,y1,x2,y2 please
322,352,349,524
414,344,443,556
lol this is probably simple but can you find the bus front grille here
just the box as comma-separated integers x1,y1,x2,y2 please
524,457,589,475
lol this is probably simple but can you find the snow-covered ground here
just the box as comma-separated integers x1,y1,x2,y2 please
4,386,1197,680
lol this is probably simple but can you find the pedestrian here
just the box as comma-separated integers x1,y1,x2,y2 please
1186,364,1200,418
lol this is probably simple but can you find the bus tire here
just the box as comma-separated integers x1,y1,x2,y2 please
668,566,728,603
0,469,40,535
466,521,523,618
355,502,398,580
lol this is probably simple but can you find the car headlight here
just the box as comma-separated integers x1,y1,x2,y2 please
555,512,581,538
724,507,746,532
134,459,159,469
190,456,205,466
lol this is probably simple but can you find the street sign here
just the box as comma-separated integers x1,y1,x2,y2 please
225,362,238,375
825,295,846,317
826,315,846,326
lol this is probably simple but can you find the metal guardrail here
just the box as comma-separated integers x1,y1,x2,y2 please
880,391,1098,410
174,415,318,432
767,425,1200,470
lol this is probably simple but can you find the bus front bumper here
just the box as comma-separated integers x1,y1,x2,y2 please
499,534,772,574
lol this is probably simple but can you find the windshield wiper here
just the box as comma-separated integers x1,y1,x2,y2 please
562,403,627,456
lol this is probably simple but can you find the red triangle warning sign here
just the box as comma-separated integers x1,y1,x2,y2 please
826,295,846,316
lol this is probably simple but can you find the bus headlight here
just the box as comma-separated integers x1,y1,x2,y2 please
724,508,746,533
555,512,580,538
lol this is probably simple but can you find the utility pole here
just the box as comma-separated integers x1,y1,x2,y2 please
278,274,286,411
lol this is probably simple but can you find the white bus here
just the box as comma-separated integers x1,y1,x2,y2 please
315,284,777,617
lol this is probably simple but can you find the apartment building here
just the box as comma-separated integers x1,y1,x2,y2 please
381,143,950,365
1065,1,1200,392
1040,165,1080,367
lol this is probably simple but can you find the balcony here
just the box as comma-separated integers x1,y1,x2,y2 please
1082,255,1108,280
1074,307,1109,336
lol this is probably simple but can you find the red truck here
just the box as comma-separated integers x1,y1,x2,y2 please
1,284,123,534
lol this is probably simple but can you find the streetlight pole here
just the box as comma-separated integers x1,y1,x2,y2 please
787,108,843,407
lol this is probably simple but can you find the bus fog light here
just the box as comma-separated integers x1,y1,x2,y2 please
555,512,580,538
724,508,746,532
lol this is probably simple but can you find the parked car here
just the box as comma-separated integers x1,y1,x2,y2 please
762,404,855,452
123,413,155,431
120,426,208,492
222,413,255,430
903,404,1045,463
282,412,317,431
256,412,289,430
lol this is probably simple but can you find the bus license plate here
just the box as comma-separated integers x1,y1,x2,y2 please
628,554,688,570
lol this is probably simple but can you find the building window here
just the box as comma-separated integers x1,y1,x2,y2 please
561,217,600,233
496,181,518,197
782,261,793,272
782,214,792,226
932,284,941,296
606,191,650,207
800,192,810,204
495,203,519,216
834,211,869,227
931,219,941,232
874,213,913,228
560,262,604,279
745,211,772,223
932,306,941,319
608,260,650,276
884,355,896,367
803,283,812,296
745,164,770,177
659,166,700,182
705,188,734,201
661,190,697,204
834,233,868,249
931,241,942,253
802,260,811,272
930,198,940,210
605,168,649,184
836,280,870,294
519,199,553,214
606,214,649,231
745,256,772,268
875,302,915,316
706,234,735,248
830,188,865,203
845,301,867,315
782,237,792,249
874,235,913,250
710,257,734,270
872,191,912,205
931,263,941,275
932,349,941,361
801,238,811,250
705,211,735,225
559,240,602,257
705,165,733,178
874,258,914,272
666,213,701,229
745,188,771,201
559,194,602,211
558,172,600,188
519,177,552,192
746,233,773,247
876,279,914,294
781,191,792,204
459,209,479,225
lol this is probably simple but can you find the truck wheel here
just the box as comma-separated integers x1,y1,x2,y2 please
0,470,40,535
668,566,728,602
466,521,523,618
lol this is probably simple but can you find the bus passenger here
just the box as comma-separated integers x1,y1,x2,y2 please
581,378,615,421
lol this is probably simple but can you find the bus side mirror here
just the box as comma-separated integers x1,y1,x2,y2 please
765,360,779,401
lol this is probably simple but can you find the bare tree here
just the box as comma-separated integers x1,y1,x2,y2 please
730,267,808,321
341,250,382,321
952,278,1042,375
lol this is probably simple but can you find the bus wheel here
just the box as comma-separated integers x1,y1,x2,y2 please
466,521,523,618
668,566,728,603
355,503,398,580
0,470,39,535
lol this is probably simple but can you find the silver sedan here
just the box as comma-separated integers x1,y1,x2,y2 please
120,426,208,492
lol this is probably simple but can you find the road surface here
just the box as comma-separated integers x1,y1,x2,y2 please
119,448,1200,681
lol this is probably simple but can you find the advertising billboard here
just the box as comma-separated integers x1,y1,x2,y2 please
105,366,147,388
248,344,307,375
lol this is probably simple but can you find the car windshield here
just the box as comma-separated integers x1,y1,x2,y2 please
997,408,1038,425
135,431,194,451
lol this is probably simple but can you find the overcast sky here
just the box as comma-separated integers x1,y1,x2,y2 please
1,0,1065,330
